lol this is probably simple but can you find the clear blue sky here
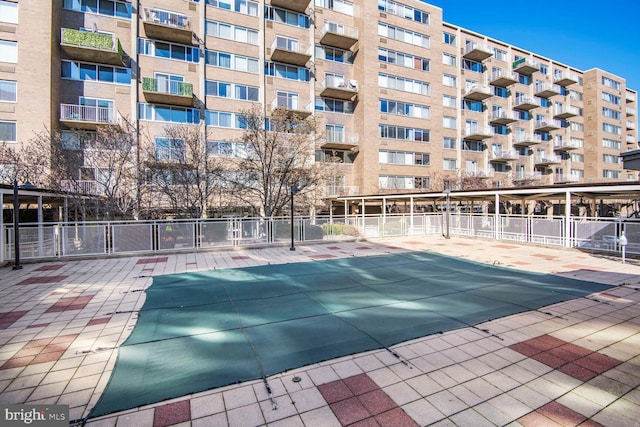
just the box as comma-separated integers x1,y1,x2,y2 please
425,0,640,125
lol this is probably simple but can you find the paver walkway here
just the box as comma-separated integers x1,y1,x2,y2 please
0,235,639,426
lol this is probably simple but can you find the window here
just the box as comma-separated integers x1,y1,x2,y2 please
205,110,246,128
603,169,621,179
63,0,131,18
0,80,16,102
378,22,429,48
571,169,584,179
602,76,621,90
155,137,185,162
316,149,354,164
208,0,259,17
378,74,430,95
378,48,429,71
315,0,353,15
138,103,200,123
570,153,584,163
379,125,430,142
603,123,621,135
602,91,621,105
443,137,456,149
462,99,483,112
602,138,621,150
463,141,484,152
570,121,584,132
442,95,456,108
493,48,507,61
443,116,456,129
206,21,259,45
0,40,17,63
442,53,456,67
379,150,429,166
569,90,583,101
539,64,547,74
139,39,199,62
379,99,430,119
442,31,456,45
265,6,309,27
207,140,248,158
265,62,310,82
443,158,457,170
62,60,131,84
205,80,259,101
378,0,429,25
325,124,345,143
0,121,16,143
603,154,620,164
379,175,429,190
205,50,259,73
462,59,482,73
0,1,18,23
602,107,621,120
314,97,354,114
317,45,355,64
493,86,508,98
442,74,456,87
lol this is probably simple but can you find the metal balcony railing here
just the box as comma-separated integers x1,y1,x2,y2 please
60,104,118,124
142,78,193,97
143,8,191,30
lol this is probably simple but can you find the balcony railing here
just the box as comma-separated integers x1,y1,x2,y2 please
535,154,562,165
463,84,492,101
553,140,581,151
512,58,540,75
60,28,124,65
554,105,580,119
513,133,543,146
319,21,359,50
490,69,519,87
626,92,636,103
271,97,313,118
322,130,359,149
270,37,312,66
627,120,636,130
514,95,541,111
628,135,637,143
60,180,105,196
465,169,494,178
463,41,493,62
60,104,119,129
142,77,194,106
490,149,519,162
535,119,562,132
324,185,359,197
463,126,494,141
627,107,636,116
490,110,519,125
513,171,542,181
142,8,193,44
555,174,580,183
534,83,562,98
553,71,579,86
320,78,358,100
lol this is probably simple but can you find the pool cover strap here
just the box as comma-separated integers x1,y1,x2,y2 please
89,251,610,418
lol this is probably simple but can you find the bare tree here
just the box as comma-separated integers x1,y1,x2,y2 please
142,123,222,218
225,106,321,217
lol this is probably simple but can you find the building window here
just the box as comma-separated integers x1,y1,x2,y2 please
265,6,309,27
442,31,456,46
378,22,429,48
378,74,430,95
443,137,456,149
209,0,260,17
602,76,621,90
493,48,506,61
602,107,621,120
63,0,131,18
205,20,259,45
62,60,131,84
315,97,354,114
0,40,17,63
379,125,430,142
0,80,16,102
205,80,259,101
603,154,621,164
155,137,185,162
207,141,248,158
602,123,621,135
443,116,456,129
379,48,429,71
205,50,259,73
462,59,482,73
379,99,430,119
315,0,353,15
603,169,621,179
265,62,310,82
601,91,621,105
378,0,429,25
205,110,246,128
602,138,621,150
442,74,456,87
379,175,429,190
443,158,457,170
0,121,16,143
139,39,199,63
315,149,354,164
442,53,456,67
570,153,584,163
442,95,456,108
570,121,584,132
0,1,18,24
379,150,430,166
462,100,483,112
317,45,355,64
539,64,548,74
138,103,200,123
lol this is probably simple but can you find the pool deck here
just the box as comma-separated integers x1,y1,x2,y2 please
1,235,639,427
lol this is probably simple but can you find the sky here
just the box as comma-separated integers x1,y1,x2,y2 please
424,0,640,126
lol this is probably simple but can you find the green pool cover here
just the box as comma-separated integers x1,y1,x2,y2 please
89,251,611,417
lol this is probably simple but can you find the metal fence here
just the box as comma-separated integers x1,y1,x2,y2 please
1,214,638,263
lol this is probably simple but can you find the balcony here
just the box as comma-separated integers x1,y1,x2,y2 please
60,180,105,196
534,83,561,98
320,78,358,100
463,41,493,62
535,119,562,132
321,131,359,150
555,174,580,183
465,169,494,179
463,84,492,102
627,107,636,116
627,120,636,130
319,22,359,51
142,8,193,45
534,154,562,166
60,28,124,66
325,185,359,197
553,140,581,152
270,0,310,12
513,96,541,111
271,97,313,118
270,37,312,66
142,77,193,106
513,171,542,181
553,71,579,87
553,105,580,119
490,110,519,125
512,58,540,75
490,149,519,162
463,126,494,141
513,133,543,147
60,104,119,130
490,69,518,87
628,134,637,143
626,92,636,103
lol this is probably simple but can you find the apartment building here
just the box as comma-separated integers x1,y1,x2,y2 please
0,0,637,202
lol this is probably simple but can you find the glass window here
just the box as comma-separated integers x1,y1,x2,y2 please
0,40,17,63
0,121,17,142
0,80,16,102
0,1,18,24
